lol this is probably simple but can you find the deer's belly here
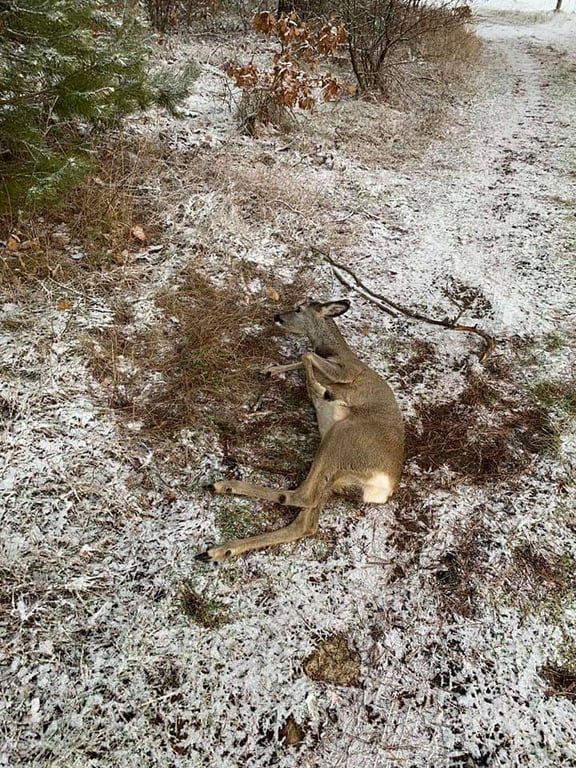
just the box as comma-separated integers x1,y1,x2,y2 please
314,398,350,438
333,471,394,504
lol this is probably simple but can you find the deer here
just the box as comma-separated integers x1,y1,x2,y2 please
196,299,405,563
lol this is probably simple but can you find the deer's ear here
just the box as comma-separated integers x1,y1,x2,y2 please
320,300,351,318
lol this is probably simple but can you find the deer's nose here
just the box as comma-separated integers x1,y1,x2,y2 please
274,314,283,324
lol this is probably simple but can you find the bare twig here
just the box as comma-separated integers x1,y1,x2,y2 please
312,247,496,363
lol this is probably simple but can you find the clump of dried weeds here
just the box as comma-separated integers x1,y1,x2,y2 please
406,372,559,486
85,259,320,480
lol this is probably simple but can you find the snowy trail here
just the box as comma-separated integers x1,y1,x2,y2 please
346,19,575,346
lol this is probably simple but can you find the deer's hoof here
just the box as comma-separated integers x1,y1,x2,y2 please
195,546,234,563
195,550,218,565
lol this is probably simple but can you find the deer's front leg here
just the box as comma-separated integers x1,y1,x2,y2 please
303,353,328,398
196,505,322,563
306,352,355,384
303,353,349,405
261,360,304,377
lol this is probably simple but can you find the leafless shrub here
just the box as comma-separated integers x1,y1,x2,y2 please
339,0,477,99
277,0,333,18
145,0,250,30
237,89,297,136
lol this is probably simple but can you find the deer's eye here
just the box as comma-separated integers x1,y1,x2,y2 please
295,307,301,313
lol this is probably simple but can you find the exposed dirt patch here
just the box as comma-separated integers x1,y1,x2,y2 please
304,635,361,686
279,715,306,747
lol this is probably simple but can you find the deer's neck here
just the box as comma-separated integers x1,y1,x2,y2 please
311,321,355,360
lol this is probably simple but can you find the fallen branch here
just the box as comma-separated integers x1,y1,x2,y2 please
312,247,496,363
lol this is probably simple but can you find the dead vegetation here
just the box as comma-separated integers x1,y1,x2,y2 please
1,135,165,278
136,263,310,432
279,715,306,747
406,373,558,486
342,0,480,100
83,258,322,486
179,580,230,628
504,545,574,602
178,149,334,238
541,664,576,700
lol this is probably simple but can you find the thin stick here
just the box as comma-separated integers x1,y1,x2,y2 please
313,247,496,363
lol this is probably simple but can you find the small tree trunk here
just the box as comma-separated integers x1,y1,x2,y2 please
554,0,562,11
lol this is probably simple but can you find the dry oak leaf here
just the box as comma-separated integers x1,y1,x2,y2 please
130,224,146,244
7,234,20,251
266,287,280,301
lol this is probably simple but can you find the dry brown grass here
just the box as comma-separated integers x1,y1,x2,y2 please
84,260,321,482
420,9,482,82
541,664,576,700
390,486,432,554
140,263,309,431
503,545,573,601
183,149,330,237
430,518,574,619
0,240,84,295
432,514,494,618
406,374,558,486
1,134,166,297
55,135,166,260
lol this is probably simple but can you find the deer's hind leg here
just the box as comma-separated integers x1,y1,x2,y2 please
196,504,322,563
203,428,347,562
211,447,333,509
210,418,354,508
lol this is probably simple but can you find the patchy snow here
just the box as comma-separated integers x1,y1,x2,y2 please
1,6,576,768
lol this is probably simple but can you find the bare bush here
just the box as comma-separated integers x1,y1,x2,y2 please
340,0,475,97
145,0,250,30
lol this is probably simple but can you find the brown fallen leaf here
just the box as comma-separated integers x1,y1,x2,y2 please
266,287,280,301
57,299,72,311
7,234,20,251
130,224,146,244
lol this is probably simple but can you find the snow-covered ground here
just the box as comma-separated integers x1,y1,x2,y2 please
479,0,575,12
1,4,575,768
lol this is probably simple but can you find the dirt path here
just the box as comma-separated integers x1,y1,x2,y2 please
339,15,575,349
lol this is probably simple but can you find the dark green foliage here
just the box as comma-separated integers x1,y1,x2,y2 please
0,0,197,211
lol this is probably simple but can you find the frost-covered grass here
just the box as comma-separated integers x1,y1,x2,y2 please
1,8,576,768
